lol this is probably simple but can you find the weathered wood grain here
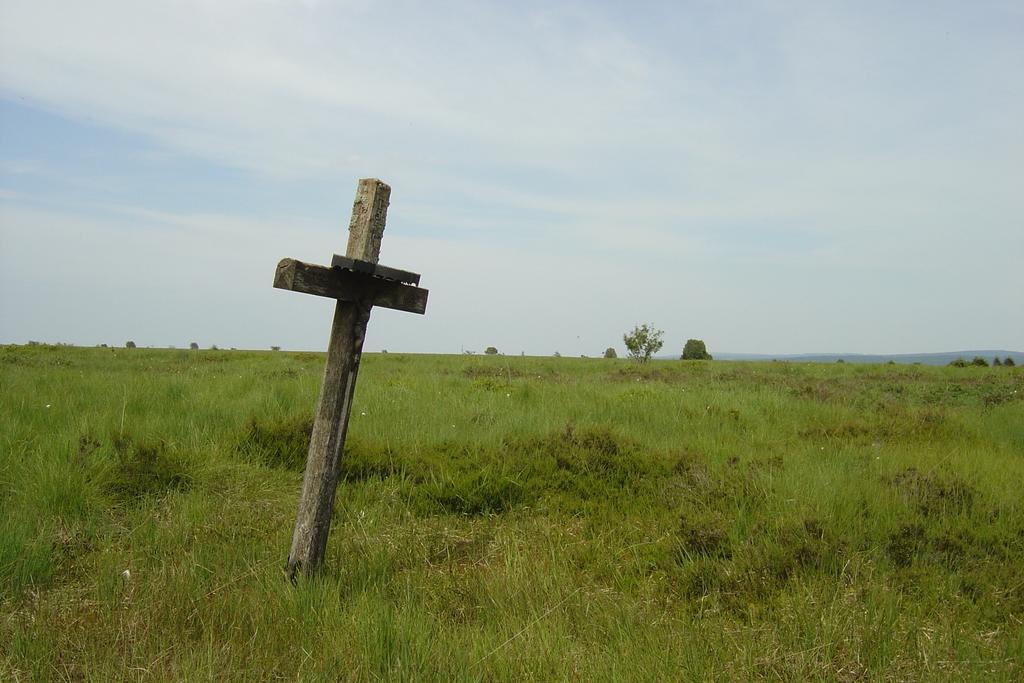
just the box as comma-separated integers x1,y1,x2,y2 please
284,177,422,581
285,296,370,580
274,258,427,315
345,178,389,263
330,254,421,286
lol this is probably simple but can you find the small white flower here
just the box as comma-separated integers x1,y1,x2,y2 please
506,393,511,397
360,411,367,416
45,404,51,408
121,569,131,580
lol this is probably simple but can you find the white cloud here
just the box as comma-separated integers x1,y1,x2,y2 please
1,1,1022,352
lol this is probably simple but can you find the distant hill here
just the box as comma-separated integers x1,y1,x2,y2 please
659,350,1023,366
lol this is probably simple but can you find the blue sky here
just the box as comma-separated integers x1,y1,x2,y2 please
1,0,1021,355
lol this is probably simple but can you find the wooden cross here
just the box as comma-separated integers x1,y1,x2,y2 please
273,178,428,580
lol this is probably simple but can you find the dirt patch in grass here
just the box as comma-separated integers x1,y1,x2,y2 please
462,365,526,380
409,425,671,516
419,469,525,516
673,517,835,609
799,421,873,441
675,511,731,560
791,381,838,403
105,432,192,501
238,415,402,482
887,467,975,517
239,414,313,471
885,523,928,567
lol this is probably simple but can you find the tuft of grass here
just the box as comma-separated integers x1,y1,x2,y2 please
239,413,312,470
105,431,193,500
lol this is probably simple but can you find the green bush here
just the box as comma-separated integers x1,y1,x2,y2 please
603,347,617,359
623,324,663,363
681,338,712,360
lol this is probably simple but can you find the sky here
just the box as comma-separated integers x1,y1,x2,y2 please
1,0,1021,356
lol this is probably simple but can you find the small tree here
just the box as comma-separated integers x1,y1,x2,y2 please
949,358,967,367
993,357,1002,366
681,339,712,360
485,346,498,355
603,347,617,359
553,351,561,358
1004,357,1016,367
971,356,989,367
125,341,136,349
189,342,199,350
623,324,664,363
271,346,281,352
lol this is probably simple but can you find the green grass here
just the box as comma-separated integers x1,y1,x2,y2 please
2,344,1023,680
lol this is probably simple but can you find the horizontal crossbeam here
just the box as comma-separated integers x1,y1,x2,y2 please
330,255,420,286
274,258,428,314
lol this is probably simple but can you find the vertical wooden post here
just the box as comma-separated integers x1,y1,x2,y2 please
285,178,390,580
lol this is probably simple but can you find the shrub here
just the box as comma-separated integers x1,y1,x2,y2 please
239,415,312,470
125,341,136,349
971,357,989,367
1005,357,1016,367
270,346,281,352
681,339,712,360
107,433,192,501
189,342,199,350
604,347,617,359
949,358,968,368
623,324,664,363
993,357,1002,366
485,346,498,355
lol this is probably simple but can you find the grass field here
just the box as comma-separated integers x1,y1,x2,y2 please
2,344,1023,680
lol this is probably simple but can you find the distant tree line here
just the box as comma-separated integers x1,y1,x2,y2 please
619,324,712,364
949,356,1015,367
